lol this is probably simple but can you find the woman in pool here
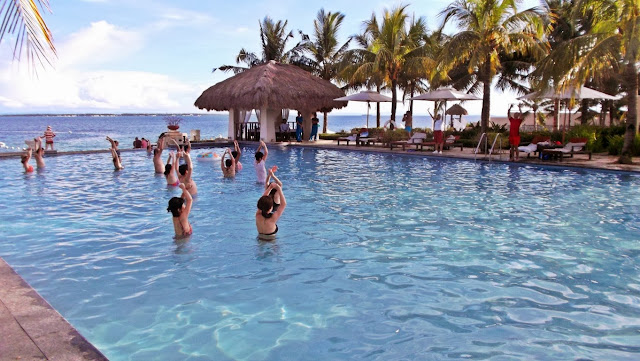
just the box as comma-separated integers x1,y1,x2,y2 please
21,147,34,173
106,136,123,170
221,148,236,178
153,135,165,173
231,140,242,171
177,150,197,196
254,140,268,184
167,183,193,237
33,137,45,169
256,183,286,240
164,151,180,186
265,165,282,211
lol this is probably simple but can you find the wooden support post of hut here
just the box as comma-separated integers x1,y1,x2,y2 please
194,61,347,142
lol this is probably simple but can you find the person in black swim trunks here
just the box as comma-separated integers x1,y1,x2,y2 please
256,183,286,240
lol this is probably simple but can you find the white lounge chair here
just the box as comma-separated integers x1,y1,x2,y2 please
390,132,427,150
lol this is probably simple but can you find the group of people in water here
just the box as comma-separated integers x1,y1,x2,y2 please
149,133,285,240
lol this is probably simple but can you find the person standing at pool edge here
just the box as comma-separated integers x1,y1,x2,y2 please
428,110,444,154
508,104,524,162
295,112,303,142
167,183,193,237
256,183,286,240
404,111,413,133
309,113,319,141
43,125,56,151
254,140,269,184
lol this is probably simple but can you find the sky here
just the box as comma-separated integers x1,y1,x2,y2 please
0,0,540,116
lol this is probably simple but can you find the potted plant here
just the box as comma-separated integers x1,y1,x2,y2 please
165,116,183,131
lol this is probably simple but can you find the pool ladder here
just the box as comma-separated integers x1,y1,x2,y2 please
474,133,503,161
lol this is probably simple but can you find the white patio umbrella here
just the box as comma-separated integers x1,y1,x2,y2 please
335,90,393,128
518,85,619,133
410,87,481,128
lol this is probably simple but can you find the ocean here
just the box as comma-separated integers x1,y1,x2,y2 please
0,113,480,152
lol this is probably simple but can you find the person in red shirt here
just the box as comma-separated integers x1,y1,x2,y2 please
43,125,56,151
508,104,524,161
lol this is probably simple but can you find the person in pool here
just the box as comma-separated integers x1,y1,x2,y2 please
21,147,34,173
256,183,286,240
167,183,193,238
164,151,180,186
106,136,123,170
265,165,282,211
177,150,197,196
231,139,242,171
33,136,45,169
221,148,236,178
153,135,165,173
254,140,268,184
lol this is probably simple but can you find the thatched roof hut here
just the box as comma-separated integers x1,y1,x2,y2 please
445,104,468,116
194,61,347,112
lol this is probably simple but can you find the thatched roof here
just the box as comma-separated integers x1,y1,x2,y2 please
194,61,347,111
446,104,468,116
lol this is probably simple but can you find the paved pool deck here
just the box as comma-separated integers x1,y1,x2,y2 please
0,139,638,360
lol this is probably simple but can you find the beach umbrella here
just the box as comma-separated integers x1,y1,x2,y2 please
410,87,481,128
518,86,619,137
445,104,468,129
334,90,393,128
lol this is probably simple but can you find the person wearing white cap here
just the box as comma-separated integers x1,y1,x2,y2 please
43,125,56,151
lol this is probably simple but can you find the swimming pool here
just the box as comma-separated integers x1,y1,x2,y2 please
1,147,639,360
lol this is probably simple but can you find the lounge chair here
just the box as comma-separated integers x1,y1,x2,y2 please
540,137,592,161
422,135,464,151
336,134,357,146
390,132,427,151
518,136,551,158
337,129,374,146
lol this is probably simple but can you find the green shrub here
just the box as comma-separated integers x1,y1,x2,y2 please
380,129,409,143
607,133,640,156
319,133,347,140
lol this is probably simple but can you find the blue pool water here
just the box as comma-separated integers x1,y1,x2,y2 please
1,147,639,360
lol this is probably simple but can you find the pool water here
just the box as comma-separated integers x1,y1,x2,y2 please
1,147,639,360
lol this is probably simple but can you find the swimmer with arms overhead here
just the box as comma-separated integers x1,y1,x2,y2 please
21,147,34,173
33,137,45,169
265,165,282,211
256,183,286,240
164,151,180,186
106,136,124,170
153,134,165,173
167,183,193,238
232,139,242,171
172,139,197,195
221,148,236,178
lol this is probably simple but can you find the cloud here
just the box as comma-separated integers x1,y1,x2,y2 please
57,21,143,69
0,21,201,113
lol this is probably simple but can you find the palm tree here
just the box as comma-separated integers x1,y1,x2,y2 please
346,5,434,121
439,0,548,135
218,17,305,74
0,0,56,69
535,0,639,163
301,9,350,133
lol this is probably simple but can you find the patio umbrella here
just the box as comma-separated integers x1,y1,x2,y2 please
410,87,481,128
334,90,393,128
518,85,619,135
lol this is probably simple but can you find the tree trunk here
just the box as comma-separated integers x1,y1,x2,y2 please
410,82,415,114
323,111,328,134
391,78,398,121
619,63,638,164
376,84,381,127
553,99,560,130
480,61,491,135
580,99,589,125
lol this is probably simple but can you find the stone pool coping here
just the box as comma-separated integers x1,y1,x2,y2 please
0,258,108,360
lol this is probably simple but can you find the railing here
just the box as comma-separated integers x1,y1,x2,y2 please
474,133,487,161
489,134,502,161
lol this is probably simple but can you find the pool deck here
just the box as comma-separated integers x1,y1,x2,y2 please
0,137,638,360
0,258,108,360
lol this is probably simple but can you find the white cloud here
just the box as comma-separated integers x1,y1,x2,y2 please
0,21,201,113
57,21,143,69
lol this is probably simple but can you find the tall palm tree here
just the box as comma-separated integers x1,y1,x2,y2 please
0,0,56,69
301,9,350,133
439,0,548,135
346,5,434,121
218,17,305,74
535,0,639,163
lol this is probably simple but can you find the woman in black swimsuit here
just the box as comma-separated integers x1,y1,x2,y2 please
256,183,286,240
